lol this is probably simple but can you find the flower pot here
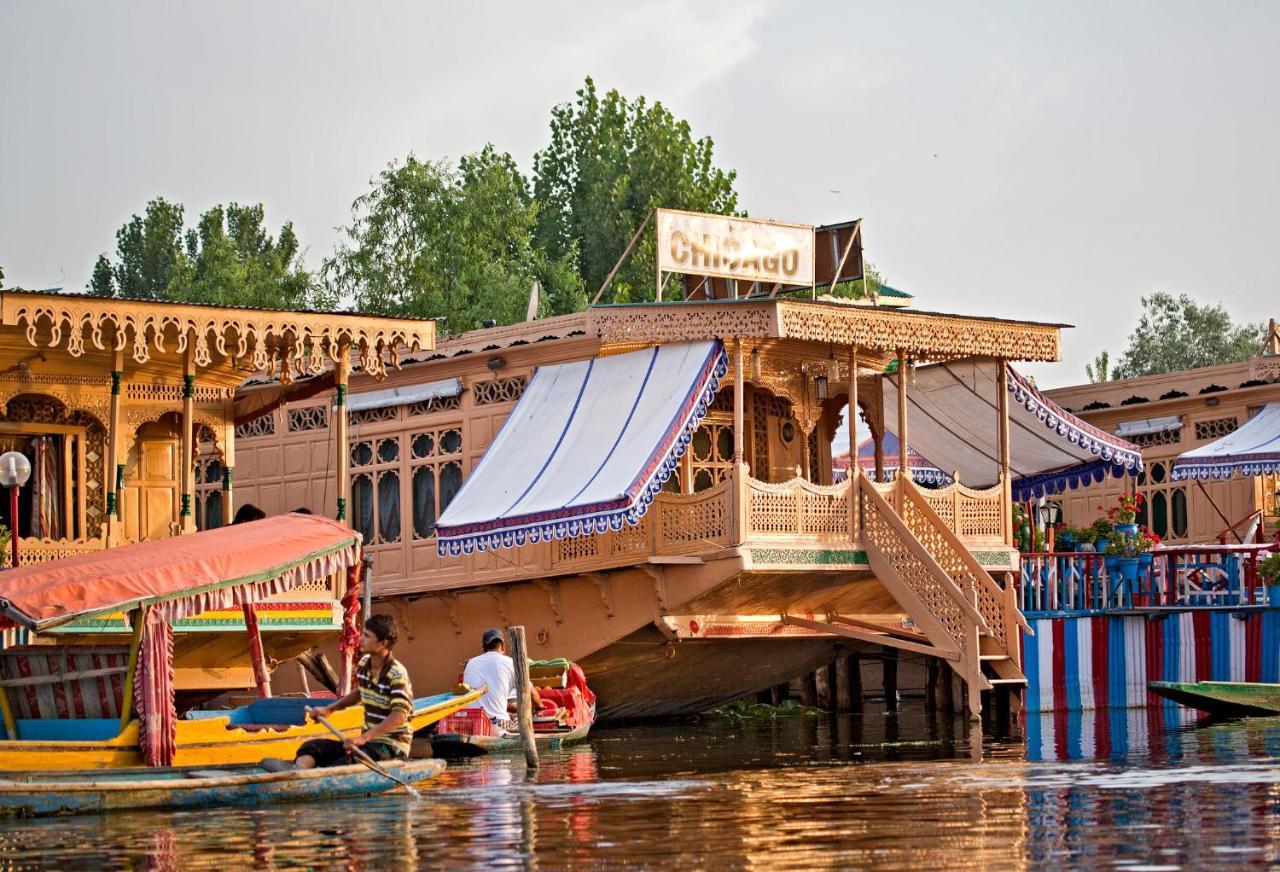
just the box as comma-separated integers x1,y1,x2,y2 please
1139,552,1153,570
1094,538,1110,555
1104,554,1121,575
1115,523,1138,536
1118,556,1141,584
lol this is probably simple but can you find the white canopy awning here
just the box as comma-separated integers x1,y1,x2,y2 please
435,341,727,555
1172,403,1280,481
346,378,461,413
1115,415,1183,437
881,360,1143,501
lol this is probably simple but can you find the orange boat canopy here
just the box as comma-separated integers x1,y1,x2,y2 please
0,514,361,631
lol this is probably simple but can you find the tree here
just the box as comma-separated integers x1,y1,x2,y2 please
1113,293,1266,379
532,77,740,304
88,198,326,310
323,147,584,334
1086,350,1111,383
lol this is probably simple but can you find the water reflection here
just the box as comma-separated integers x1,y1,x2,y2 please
0,705,1275,869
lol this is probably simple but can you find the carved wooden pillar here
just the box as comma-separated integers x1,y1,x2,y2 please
849,347,859,536
335,341,351,523
733,340,744,463
873,426,885,483
106,349,124,544
997,360,1013,545
896,351,910,481
223,406,236,525
180,342,196,534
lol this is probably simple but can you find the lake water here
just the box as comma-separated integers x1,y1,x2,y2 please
2,705,1278,870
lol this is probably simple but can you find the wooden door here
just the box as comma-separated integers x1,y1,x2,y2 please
121,421,179,542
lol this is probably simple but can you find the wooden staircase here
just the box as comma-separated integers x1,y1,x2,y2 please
856,470,1028,718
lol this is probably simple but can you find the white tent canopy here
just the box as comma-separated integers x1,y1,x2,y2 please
881,359,1143,500
1172,403,1280,481
435,340,726,556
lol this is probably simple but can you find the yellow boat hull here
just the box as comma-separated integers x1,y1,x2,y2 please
0,690,482,771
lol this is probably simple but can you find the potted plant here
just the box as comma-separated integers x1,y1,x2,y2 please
1139,528,1160,571
1108,493,1142,537
1076,526,1097,553
1057,524,1080,552
1260,552,1280,607
1091,517,1114,554
1106,532,1144,591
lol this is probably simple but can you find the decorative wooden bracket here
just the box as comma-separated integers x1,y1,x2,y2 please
429,592,462,636
584,572,614,618
639,565,668,612
486,588,510,625
534,580,564,624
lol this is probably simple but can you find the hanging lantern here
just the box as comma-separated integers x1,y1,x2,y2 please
814,374,829,402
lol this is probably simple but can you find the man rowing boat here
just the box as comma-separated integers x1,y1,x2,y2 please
262,614,414,771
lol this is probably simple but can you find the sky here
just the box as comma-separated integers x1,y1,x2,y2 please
2,1,1277,393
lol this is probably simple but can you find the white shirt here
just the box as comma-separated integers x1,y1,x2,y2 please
462,650,516,721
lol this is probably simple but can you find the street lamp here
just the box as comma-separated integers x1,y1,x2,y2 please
0,451,31,568
1038,500,1062,552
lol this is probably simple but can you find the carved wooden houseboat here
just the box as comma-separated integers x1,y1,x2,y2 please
234,290,1146,720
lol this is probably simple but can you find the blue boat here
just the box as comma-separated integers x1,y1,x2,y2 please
0,758,446,817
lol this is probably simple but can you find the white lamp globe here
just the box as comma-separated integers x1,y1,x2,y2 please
0,451,31,489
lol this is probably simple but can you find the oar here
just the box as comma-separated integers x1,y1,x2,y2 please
312,711,422,800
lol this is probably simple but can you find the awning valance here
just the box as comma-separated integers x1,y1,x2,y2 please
1115,415,1183,437
435,340,727,556
0,515,360,631
1171,403,1280,481
881,360,1143,501
347,378,461,413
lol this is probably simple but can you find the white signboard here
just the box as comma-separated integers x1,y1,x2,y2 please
656,209,815,286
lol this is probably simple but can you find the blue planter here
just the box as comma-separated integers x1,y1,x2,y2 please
1139,552,1153,570
1117,557,1141,583
1115,523,1138,536
1269,585,1280,608
1094,538,1110,554
1104,554,1121,574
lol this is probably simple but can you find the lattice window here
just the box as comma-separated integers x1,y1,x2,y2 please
406,394,461,418
409,426,464,539
708,390,735,413
235,415,275,440
1194,417,1238,442
1129,428,1181,449
1136,460,1189,542
808,429,821,482
351,406,399,426
472,376,527,406
752,396,770,479
194,448,224,532
690,417,734,492
288,406,329,432
350,435,401,545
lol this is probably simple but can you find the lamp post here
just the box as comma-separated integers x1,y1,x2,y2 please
0,451,31,568
1038,500,1062,553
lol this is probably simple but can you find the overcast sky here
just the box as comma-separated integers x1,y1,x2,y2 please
2,1,1276,389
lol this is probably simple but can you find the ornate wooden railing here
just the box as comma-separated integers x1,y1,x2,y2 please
916,480,1006,545
742,476,851,543
7,534,109,566
856,470,985,659
897,476,1029,649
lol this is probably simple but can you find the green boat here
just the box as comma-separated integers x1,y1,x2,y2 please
1147,681,1280,718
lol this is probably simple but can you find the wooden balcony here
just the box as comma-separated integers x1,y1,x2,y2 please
371,467,1014,596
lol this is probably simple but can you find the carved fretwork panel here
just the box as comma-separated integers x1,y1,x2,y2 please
2,394,108,532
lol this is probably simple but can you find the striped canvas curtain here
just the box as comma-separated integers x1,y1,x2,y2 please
134,613,176,767
28,437,63,540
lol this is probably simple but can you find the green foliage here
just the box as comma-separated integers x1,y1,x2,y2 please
1085,350,1111,383
532,76,739,304
1113,293,1266,379
1260,553,1280,583
89,198,326,310
0,262,6,286
1105,532,1147,557
708,699,824,720
324,147,584,334
808,264,888,303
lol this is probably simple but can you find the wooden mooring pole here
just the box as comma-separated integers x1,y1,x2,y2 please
507,625,539,770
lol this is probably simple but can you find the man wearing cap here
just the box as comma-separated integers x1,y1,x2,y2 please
462,628,542,734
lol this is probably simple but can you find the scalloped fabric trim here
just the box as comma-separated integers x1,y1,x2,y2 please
1007,367,1143,472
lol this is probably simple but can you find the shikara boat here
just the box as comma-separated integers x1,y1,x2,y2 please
432,658,596,756
0,515,481,770
1147,681,1280,718
0,758,446,818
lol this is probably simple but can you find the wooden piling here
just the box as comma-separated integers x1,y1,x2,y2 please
799,671,818,707
835,657,852,712
507,625,539,769
815,663,833,710
882,647,898,712
849,655,863,711
924,658,938,714
939,666,955,714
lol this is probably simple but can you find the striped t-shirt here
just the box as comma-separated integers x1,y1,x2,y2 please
356,654,415,755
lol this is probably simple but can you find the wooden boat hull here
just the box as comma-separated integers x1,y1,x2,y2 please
1147,681,1280,718
432,720,592,756
0,758,445,818
0,690,482,771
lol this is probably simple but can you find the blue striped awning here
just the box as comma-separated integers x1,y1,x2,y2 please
435,340,727,556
